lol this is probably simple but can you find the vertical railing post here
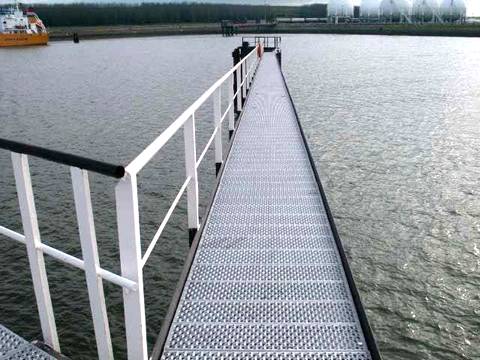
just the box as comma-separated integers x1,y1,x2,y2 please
252,51,256,79
232,47,241,114
236,66,242,112
245,57,250,91
250,54,255,84
213,87,223,175
11,153,60,352
228,74,235,139
71,167,113,360
249,56,253,87
242,61,247,100
115,172,147,360
184,114,200,245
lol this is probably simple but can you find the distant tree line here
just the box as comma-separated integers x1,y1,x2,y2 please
24,3,327,27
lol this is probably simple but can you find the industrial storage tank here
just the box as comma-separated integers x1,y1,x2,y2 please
412,0,439,20
380,0,413,21
360,0,382,18
439,0,466,21
328,0,355,17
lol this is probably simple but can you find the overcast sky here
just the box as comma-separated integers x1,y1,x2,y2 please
1,0,479,16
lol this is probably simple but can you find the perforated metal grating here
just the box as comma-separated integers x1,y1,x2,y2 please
160,53,372,359
0,325,55,360
162,352,371,360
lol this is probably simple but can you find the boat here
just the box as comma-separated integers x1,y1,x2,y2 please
0,4,48,47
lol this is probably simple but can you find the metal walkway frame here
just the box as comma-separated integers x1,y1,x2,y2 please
153,52,381,360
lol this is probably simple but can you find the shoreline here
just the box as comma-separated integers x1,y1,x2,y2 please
49,23,480,41
49,23,220,41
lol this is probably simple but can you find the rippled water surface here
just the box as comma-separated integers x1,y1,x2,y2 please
1,35,479,359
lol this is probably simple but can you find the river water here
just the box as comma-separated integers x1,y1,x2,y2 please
0,35,479,359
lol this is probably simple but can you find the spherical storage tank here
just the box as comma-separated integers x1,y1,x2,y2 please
328,0,355,17
439,0,466,21
360,0,382,17
412,0,439,19
380,0,413,19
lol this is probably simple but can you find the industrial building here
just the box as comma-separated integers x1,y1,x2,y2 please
325,0,467,23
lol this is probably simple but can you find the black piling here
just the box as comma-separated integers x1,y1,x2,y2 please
221,21,236,37
73,33,79,43
276,49,282,68
189,228,197,247
240,41,251,104
232,48,241,114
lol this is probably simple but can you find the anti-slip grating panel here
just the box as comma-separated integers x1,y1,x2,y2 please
212,196,327,207
183,281,349,301
196,249,338,265
204,224,332,237
190,264,343,281
0,325,55,360
1,346,56,360
0,326,26,357
208,213,329,225
160,53,372,359
177,301,356,324
168,323,365,351
201,235,334,249
213,204,326,215
162,352,371,360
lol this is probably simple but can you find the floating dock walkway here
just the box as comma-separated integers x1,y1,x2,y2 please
154,50,379,359
0,38,379,360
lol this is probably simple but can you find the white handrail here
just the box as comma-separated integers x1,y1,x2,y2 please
126,46,258,175
0,225,26,244
0,225,137,291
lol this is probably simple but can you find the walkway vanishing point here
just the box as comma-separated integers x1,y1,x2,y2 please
0,37,381,360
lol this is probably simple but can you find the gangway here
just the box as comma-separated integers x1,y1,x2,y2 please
153,43,380,360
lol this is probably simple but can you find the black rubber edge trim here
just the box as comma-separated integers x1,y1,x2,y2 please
0,138,125,178
277,56,383,360
150,60,259,360
31,341,70,359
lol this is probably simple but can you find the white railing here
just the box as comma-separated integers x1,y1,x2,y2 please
0,45,260,360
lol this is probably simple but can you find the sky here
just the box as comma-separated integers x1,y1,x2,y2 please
1,0,479,16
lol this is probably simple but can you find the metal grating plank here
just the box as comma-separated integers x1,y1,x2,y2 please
176,300,356,324
201,235,334,249
162,352,371,360
167,323,366,351
0,325,55,360
195,249,338,265
208,213,329,226
160,52,372,359
204,224,333,237
0,326,28,357
182,281,349,301
190,264,343,282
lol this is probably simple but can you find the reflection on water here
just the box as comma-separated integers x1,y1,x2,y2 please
1,34,479,359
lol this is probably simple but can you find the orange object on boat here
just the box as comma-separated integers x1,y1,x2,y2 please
256,44,264,58
0,33,48,47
